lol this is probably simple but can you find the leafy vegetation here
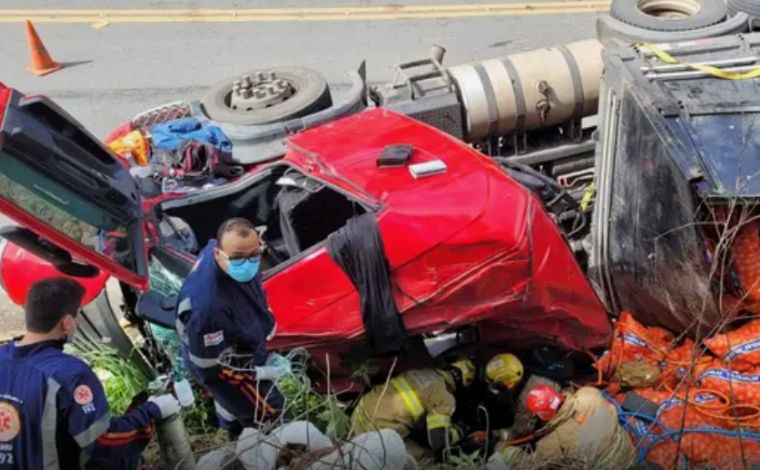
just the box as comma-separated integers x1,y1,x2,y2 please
277,375,350,441
69,341,149,414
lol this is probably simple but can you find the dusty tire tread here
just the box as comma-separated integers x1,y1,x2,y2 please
610,0,727,32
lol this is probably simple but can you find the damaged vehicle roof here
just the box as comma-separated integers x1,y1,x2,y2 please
0,88,610,358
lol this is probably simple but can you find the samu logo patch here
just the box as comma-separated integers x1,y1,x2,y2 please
203,330,224,347
0,402,20,442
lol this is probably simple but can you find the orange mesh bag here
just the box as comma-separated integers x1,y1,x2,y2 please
705,319,760,372
597,312,674,374
659,340,717,389
697,360,760,403
647,392,733,468
677,432,760,469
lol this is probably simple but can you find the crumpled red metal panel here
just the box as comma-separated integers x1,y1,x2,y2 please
271,109,611,352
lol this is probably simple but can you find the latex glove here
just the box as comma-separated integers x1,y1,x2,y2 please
255,354,291,381
148,394,181,419
265,353,291,370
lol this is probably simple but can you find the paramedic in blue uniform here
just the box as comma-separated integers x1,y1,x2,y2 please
176,217,286,437
0,278,180,470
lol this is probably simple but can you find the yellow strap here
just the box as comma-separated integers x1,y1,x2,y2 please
426,413,451,430
580,181,595,212
640,43,760,80
391,377,425,419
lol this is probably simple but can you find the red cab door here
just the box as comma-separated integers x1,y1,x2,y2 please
0,83,150,290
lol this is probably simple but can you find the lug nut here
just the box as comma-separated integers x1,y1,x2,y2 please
255,71,265,81
254,90,266,99
267,71,276,80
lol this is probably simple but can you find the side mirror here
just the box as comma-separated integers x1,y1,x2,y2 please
0,226,100,278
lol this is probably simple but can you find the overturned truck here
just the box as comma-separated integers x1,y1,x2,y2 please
3,31,760,381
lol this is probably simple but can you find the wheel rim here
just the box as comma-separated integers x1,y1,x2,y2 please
226,71,296,112
638,0,703,19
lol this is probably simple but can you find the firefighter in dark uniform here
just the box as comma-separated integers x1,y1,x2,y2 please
176,217,287,437
0,278,179,470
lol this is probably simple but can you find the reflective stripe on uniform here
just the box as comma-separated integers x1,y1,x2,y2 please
214,401,236,422
177,298,192,314
42,378,61,470
187,351,220,369
426,413,451,430
73,412,111,448
390,377,424,419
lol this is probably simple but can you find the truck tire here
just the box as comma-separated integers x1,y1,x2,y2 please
611,0,727,31
597,13,749,47
201,67,332,126
727,0,760,27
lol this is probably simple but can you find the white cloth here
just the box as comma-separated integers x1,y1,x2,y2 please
237,421,332,470
308,429,411,470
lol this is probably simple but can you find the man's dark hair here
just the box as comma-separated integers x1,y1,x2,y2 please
25,278,86,333
217,217,257,249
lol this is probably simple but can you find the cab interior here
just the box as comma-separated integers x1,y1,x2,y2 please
156,164,368,272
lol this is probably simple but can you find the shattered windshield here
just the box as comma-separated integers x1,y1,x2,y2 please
0,153,137,272
689,113,760,197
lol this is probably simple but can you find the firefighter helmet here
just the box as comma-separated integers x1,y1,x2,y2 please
525,385,564,421
485,353,524,390
449,359,477,388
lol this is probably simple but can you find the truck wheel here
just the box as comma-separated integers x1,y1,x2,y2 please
727,0,760,26
201,67,332,126
611,0,727,31
597,13,749,46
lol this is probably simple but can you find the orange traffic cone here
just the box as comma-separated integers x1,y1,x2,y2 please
25,20,63,76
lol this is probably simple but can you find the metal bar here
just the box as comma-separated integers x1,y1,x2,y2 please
639,42,740,59
407,70,445,82
396,58,434,69
646,65,760,80
640,56,758,73
510,139,596,166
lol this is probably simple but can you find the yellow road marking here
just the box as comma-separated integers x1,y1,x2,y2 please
0,2,611,23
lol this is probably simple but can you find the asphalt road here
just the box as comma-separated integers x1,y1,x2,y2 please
0,0,604,338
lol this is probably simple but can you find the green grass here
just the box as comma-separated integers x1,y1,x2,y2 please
68,341,150,415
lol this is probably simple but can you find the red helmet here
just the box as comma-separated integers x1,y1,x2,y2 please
525,385,564,421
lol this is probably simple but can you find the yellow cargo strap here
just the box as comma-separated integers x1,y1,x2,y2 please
390,377,425,419
426,413,451,430
640,43,760,80
580,181,595,212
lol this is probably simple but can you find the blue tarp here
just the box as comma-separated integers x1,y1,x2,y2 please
151,117,232,152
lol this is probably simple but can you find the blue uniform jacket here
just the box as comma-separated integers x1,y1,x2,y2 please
0,340,161,470
176,239,276,385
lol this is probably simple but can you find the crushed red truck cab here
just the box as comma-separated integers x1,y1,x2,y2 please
0,82,610,364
